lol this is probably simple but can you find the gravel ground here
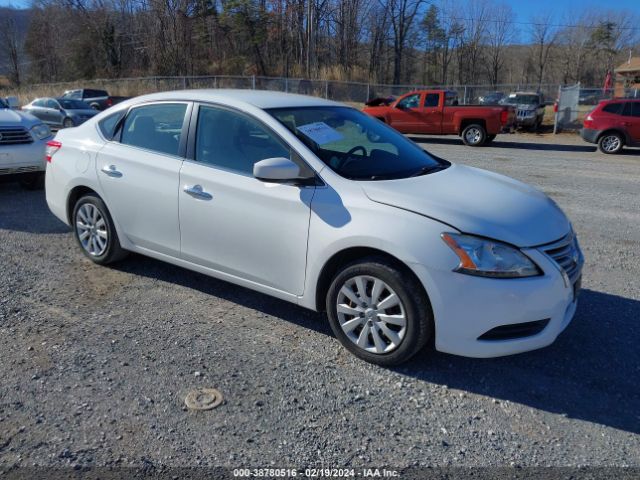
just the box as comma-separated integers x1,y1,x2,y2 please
0,132,639,475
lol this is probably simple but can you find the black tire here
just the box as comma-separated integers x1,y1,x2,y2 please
326,257,433,366
485,134,496,144
19,172,45,190
598,132,624,154
461,123,487,146
72,194,128,265
63,117,74,128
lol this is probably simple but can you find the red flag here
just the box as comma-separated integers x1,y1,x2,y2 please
603,70,612,93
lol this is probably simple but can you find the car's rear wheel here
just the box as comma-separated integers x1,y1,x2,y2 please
63,117,74,128
19,172,45,190
598,132,623,154
326,257,432,366
461,124,486,146
73,194,127,264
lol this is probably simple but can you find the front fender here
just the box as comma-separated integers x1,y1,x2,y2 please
298,185,460,311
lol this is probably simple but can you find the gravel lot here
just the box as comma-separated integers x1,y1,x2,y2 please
0,132,639,475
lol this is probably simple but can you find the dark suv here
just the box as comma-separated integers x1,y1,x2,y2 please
581,99,640,154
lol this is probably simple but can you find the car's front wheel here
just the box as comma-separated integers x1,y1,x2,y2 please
63,117,74,128
461,124,487,146
73,194,127,264
326,257,432,366
598,132,623,154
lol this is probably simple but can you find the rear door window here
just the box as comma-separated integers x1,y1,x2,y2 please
631,103,640,117
120,103,188,156
86,90,108,98
424,93,439,107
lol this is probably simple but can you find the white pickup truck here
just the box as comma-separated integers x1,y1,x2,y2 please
0,97,52,189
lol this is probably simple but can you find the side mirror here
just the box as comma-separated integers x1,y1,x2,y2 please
254,157,311,184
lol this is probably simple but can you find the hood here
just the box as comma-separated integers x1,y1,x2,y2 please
361,164,570,247
0,108,42,128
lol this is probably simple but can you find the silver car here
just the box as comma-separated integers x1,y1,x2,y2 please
23,97,98,129
0,97,52,189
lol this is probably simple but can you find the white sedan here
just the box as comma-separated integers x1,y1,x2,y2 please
45,90,583,365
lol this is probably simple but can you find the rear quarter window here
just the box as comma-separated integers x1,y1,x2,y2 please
98,110,126,140
602,103,623,115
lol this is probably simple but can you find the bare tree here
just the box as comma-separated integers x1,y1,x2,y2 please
0,17,23,86
383,0,425,84
529,13,558,89
484,3,514,86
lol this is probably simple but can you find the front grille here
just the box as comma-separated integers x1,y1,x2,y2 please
517,109,529,117
542,233,583,283
0,127,33,145
478,319,550,341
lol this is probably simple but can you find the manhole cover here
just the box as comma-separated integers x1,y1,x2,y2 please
184,388,223,410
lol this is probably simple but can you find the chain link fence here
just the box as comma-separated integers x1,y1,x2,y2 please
4,75,622,105
4,75,639,133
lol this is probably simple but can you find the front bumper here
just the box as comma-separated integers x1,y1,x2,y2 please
0,138,49,176
412,240,582,358
516,115,537,127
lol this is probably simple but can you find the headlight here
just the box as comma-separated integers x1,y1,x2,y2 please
30,123,51,140
441,233,541,278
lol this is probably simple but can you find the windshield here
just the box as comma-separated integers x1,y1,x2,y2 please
0,98,8,108
266,106,447,180
58,99,91,110
505,95,539,105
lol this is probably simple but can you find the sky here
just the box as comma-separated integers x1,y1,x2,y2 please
1,0,639,30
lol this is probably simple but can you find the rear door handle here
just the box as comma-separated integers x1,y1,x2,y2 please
101,165,122,178
183,184,212,200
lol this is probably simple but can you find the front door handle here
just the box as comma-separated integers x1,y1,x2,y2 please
183,184,212,200
101,165,122,178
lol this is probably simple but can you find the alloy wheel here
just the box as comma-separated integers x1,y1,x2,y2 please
76,203,108,256
601,135,621,153
464,127,482,144
336,275,407,354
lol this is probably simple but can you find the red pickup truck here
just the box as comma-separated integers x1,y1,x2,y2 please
363,90,515,146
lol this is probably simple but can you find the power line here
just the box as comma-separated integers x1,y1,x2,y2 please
445,16,640,32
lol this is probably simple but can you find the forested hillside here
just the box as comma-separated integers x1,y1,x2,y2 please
1,0,639,88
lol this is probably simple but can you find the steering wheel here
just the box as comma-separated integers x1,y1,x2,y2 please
338,145,367,169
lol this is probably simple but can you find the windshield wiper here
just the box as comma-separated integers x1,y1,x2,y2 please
409,164,447,177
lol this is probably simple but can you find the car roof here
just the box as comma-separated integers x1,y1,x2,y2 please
126,89,343,110
510,91,540,95
605,98,640,102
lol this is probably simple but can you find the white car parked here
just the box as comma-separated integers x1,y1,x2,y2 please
45,90,583,365
1,97,52,189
